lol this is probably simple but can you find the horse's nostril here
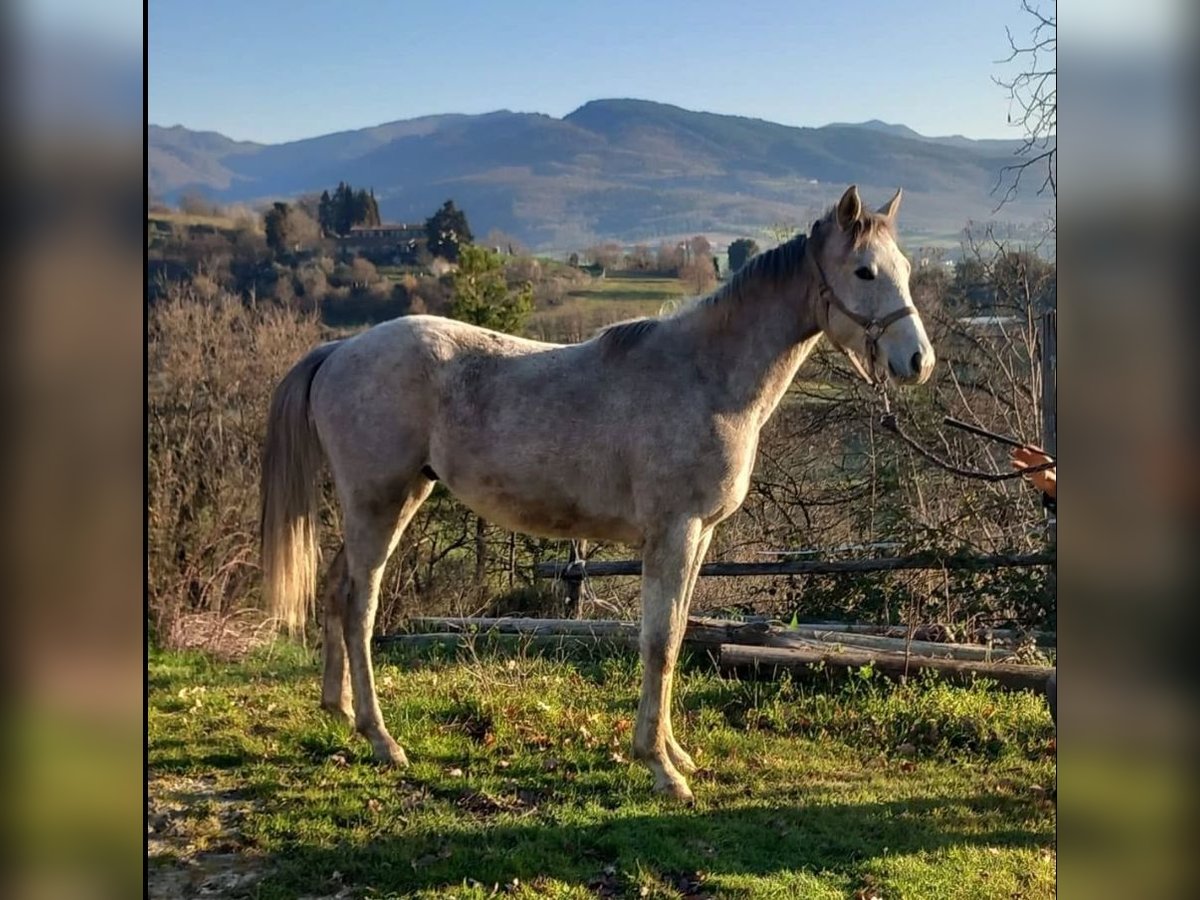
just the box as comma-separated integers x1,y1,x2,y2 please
910,350,925,374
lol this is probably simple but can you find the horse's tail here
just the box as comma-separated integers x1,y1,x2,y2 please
259,340,341,636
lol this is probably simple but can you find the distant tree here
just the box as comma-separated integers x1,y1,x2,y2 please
179,191,218,217
680,256,716,294
425,200,474,262
290,206,321,247
685,235,712,260
567,252,580,267
655,241,683,274
627,244,653,271
482,228,527,257
264,203,289,255
674,236,716,291
587,242,624,270
264,202,320,256
727,237,760,273
295,192,322,223
317,190,333,235
362,188,381,226
318,182,383,236
450,245,533,334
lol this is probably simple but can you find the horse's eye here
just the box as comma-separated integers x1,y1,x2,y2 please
854,266,875,281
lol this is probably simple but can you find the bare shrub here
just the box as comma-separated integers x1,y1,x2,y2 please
297,264,328,303
179,191,219,217
190,270,220,301
231,226,268,267
350,257,379,286
506,255,542,284
148,287,323,641
655,241,683,274
680,256,716,294
533,276,567,308
586,242,624,269
225,203,262,232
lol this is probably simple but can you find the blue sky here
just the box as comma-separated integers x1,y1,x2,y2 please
150,0,1036,144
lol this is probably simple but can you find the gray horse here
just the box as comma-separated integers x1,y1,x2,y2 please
260,185,934,801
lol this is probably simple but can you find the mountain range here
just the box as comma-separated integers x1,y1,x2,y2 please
149,99,1053,250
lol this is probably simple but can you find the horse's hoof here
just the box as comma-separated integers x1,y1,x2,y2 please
653,776,695,805
371,740,410,768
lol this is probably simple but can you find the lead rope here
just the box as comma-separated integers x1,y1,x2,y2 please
874,386,1055,483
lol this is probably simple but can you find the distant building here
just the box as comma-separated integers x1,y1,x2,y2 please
338,223,426,262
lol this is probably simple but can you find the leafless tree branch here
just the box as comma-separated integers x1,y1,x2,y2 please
992,0,1057,212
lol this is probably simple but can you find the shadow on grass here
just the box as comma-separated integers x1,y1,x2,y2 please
256,793,1050,897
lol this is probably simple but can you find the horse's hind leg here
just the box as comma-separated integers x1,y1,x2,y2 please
342,479,434,766
319,546,353,722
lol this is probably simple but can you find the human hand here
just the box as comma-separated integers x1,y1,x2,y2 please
1011,445,1056,499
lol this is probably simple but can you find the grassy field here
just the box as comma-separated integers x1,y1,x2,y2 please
528,275,690,341
149,643,1055,899
149,210,246,231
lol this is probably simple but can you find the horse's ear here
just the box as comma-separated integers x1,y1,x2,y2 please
836,185,862,231
878,188,903,221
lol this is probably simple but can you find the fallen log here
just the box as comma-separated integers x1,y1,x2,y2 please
399,616,1031,660
718,643,1053,693
790,621,1055,646
375,632,640,652
402,615,772,647
768,629,1017,662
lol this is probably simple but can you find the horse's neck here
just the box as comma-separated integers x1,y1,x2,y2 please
685,269,822,427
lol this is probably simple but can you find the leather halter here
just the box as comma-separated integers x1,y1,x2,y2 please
808,223,919,384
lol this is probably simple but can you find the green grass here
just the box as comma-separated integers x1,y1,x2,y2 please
528,276,689,340
148,643,1055,899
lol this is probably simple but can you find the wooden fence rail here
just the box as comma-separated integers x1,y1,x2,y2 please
533,551,1054,582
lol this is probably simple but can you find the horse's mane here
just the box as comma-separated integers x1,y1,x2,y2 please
594,203,893,353
596,316,660,353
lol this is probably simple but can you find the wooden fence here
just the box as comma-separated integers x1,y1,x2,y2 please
533,551,1053,582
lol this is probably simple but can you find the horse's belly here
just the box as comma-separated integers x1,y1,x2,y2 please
444,478,641,545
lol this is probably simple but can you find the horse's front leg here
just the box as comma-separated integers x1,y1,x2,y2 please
663,527,712,775
633,517,704,802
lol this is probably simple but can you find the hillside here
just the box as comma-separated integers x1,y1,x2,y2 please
149,98,1053,250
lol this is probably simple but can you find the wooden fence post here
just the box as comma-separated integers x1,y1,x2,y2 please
1040,308,1056,457
565,539,587,618
1040,305,1057,618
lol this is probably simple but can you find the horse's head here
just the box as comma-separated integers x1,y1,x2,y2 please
811,185,934,385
